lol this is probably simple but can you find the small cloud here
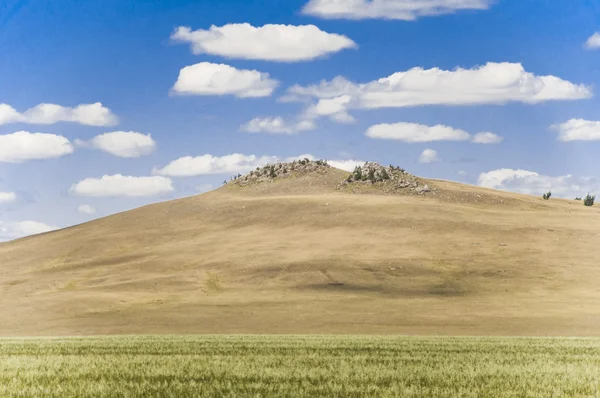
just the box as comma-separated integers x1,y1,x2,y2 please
0,192,17,204
367,122,470,142
419,149,440,164
301,0,494,20
171,23,356,62
0,131,74,163
328,159,366,172
77,131,156,158
472,132,504,144
0,102,117,126
70,175,174,197
240,117,316,134
0,220,58,241
171,62,278,98
553,119,600,141
78,204,96,214
585,32,600,50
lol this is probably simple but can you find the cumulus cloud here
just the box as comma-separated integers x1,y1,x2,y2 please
0,102,118,126
301,0,493,20
78,204,97,214
70,175,174,197
0,192,16,204
283,63,591,122
367,122,470,142
472,132,504,144
328,159,366,172
171,23,356,62
0,131,74,163
0,221,58,241
240,117,316,134
76,131,156,157
553,119,600,142
171,62,278,98
478,169,599,198
585,32,600,50
304,95,355,123
153,154,281,177
419,149,440,163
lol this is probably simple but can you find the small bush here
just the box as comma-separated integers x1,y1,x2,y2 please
542,191,551,200
575,197,582,201
380,168,390,180
352,166,363,181
584,193,595,207
368,168,376,183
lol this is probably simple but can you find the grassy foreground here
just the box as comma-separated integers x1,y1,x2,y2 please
2,336,600,397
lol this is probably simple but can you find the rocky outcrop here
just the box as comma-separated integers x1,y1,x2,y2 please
228,158,330,187
339,162,434,195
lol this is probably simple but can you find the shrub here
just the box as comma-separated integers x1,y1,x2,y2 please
368,168,376,183
352,166,363,181
584,193,595,207
380,168,390,180
542,191,551,200
575,197,582,201
269,166,276,178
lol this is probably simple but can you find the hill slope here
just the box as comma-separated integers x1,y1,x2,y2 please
1,164,600,336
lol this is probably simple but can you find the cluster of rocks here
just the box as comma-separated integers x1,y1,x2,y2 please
227,159,433,195
227,158,330,186
340,162,433,195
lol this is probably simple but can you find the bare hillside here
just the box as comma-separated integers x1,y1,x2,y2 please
1,162,599,336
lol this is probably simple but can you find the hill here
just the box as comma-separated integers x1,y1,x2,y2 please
1,161,599,336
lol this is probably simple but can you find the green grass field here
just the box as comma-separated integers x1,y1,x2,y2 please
2,336,600,397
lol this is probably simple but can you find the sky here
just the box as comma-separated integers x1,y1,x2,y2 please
1,0,600,241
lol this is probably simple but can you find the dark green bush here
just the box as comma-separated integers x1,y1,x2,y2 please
584,194,595,207
542,191,551,200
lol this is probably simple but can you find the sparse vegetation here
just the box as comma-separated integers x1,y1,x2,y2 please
575,197,582,201
542,191,552,200
204,272,222,291
584,193,596,207
2,336,600,397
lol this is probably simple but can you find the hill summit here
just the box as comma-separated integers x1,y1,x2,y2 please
228,158,435,196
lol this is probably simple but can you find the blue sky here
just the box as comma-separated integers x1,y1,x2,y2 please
1,0,599,240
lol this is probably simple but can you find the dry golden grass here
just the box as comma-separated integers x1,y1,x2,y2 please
1,167,599,336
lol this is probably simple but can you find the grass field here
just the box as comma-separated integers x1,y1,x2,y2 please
2,335,600,397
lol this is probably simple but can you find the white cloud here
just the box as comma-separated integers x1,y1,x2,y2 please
0,192,16,204
76,131,156,157
154,153,374,177
70,175,174,197
0,102,118,126
0,221,58,241
472,132,504,144
302,0,493,20
367,122,470,142
171,23,356,62
585,32,600,50
304,95,355,123
240,117,316,134
0,131,74,163
78,204,97,214
553,119,600,142
419,149,440,163
171,62,278,98
478,169,599,198
283,63,591,122
153,154,280,177
328,159,366,172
